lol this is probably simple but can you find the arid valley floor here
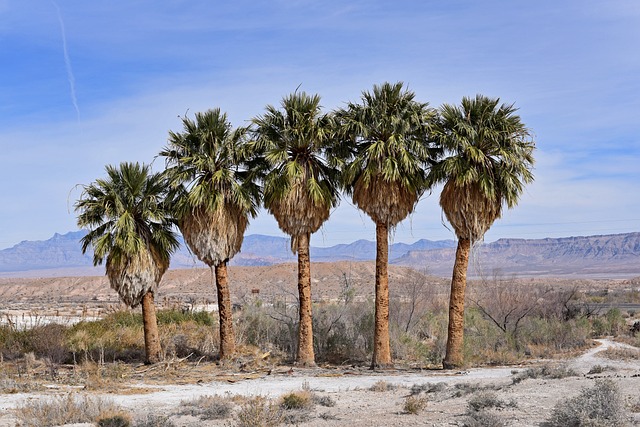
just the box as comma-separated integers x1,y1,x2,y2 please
1,263,639,426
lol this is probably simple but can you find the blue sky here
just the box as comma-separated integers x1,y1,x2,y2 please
1,0,639,249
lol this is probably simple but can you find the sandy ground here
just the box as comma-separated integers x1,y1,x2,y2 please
1,339,638,426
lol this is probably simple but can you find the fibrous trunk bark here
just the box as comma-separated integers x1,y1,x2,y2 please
443,237,471,369
296,232,315,366
141,290,161,364
215,262,236,360
372,222,392,369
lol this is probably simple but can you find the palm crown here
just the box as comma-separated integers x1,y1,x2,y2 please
252,91,339,247
160,108,261,265
335,82,438,226
428,94,535,242
75,162,179,306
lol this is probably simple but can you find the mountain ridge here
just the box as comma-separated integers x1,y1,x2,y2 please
1,231,640,278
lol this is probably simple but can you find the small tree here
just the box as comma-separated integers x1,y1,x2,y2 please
334,82,437,369
76,162,179,364
160,108,260,360
252,91,340,366
428,95,535,369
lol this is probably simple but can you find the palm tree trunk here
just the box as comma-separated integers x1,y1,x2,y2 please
443,237,471,369
296,232,315,366
141,290,161,364
214,262,236,360
372,222,392,369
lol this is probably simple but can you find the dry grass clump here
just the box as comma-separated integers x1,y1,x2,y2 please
547,379,627,427
236,396,283,427
403,395,428,414
14,393,122,427
178,394,233,420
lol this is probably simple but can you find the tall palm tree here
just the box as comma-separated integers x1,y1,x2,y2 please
252,91,340,366
160,108,260,361
334,82,437,369
428,95,535,369
75,162,179,364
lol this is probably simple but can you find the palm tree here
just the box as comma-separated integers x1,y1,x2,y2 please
252,91,340,366
160,108,260,360
334,82,437,369
428,94,535,369
75,162,179,364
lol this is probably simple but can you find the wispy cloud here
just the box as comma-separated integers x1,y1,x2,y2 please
51,1,79,121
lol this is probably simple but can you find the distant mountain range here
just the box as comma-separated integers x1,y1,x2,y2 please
1,231,639,278
0,231,455,276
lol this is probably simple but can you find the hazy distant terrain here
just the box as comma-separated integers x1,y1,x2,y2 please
1,230,640,278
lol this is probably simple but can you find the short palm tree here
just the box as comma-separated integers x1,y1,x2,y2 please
428,95,535,369
252,91,340,366
75,162,179,364
334,82,437,369
160,108,260,360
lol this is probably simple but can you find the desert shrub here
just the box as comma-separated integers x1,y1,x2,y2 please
96,411,133,427
0,376,41,393
453,382,485,397
312,394,336,407
592,308,627,337
403,395,428,414
236,396,283,427
547,379,627,427
236,300,298,360
463,410,507,427
512,363,578,384
280,390,314,410
160,321,218,360
14,393,122,427
521,317,590,355
157,309,214,326
410,382,448,395
313,300,375,363
178,394,233,420
133,414,176,427
467,391,515,412
0,325,24,359
369,380,396,392
601,347,640,361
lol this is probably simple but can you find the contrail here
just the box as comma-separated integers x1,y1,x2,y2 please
52,1,80,120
